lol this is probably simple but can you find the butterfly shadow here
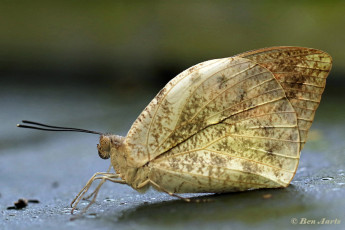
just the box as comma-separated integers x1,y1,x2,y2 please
106,184,314,226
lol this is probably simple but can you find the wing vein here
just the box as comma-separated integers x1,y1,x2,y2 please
205,91,285,121
230,134,301,143
282,81,325,88
225,111,296,126
273,72,328,79
289,97,320,103
283,88,323,95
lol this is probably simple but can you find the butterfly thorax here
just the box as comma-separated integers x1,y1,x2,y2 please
108,135,150,192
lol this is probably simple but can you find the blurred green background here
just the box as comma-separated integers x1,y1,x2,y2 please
1,0,344,90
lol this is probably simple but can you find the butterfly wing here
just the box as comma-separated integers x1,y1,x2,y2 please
236,47,332,149
124,55,301,191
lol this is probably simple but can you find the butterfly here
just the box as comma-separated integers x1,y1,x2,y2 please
18,46,332,214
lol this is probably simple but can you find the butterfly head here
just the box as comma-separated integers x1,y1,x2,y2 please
97,134,125,160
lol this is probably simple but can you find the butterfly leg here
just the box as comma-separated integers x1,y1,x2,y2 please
149,180,191,202
83,164,113,200
136,179,150,189
148,180,213,203
70,172,126,214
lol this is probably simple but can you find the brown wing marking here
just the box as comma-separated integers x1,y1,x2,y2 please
236,47,332,149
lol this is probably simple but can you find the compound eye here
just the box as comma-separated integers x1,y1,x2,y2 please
97,137,111,160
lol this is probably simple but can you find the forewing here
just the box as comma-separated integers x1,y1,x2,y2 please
125,57,300,190
236,47,332,149
125,58,227,166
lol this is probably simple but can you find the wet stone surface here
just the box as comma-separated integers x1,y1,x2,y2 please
0,85,344,230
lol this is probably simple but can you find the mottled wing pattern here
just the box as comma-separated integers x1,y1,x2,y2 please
125,56,301,192
236,47,332,149
125,59,225,166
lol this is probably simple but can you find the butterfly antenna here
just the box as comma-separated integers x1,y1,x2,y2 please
17,120,103,135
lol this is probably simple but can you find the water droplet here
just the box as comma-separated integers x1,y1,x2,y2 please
86,213,97,218
321,177,333,181
63,208,73,214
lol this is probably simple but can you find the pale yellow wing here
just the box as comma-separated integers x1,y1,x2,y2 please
147,57,301,191
124,56,300,191
236,47,332,149
149,99,301,191
124,58,227,167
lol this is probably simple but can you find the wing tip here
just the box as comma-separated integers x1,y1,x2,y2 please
236,46,332,62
